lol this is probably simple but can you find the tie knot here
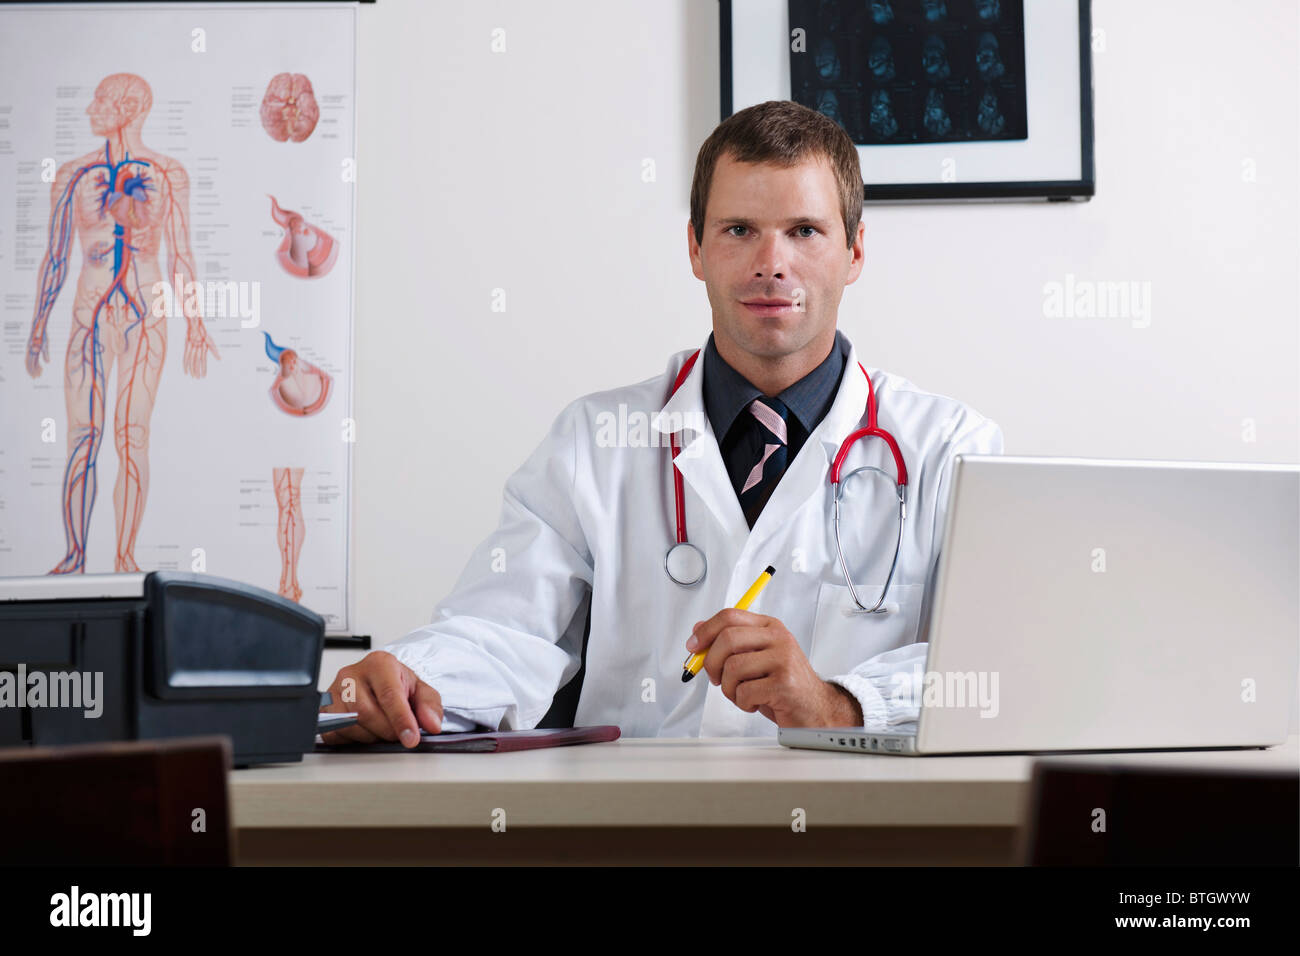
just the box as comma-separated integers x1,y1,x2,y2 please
748,396,789,445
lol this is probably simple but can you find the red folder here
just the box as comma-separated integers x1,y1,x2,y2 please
316,725,620,753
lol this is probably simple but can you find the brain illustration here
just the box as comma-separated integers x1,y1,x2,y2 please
260,73,320,143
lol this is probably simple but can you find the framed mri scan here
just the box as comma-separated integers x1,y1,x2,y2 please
720,0,1095,202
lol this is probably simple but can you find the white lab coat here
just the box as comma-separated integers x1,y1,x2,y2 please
384,333,1004,736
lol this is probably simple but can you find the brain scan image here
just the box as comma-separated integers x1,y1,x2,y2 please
788,0,1027,146
868,36,896,81
922,88,953,137
922,35,952,83
976,89,1006,134
815,89,844,126
921,0,947,23
869,89,899,139
976,33,1007,81
814,36,842,81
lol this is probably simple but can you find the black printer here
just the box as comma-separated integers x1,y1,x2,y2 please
0,571,324,766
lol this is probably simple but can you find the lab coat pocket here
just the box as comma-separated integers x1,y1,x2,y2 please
808,581,924,679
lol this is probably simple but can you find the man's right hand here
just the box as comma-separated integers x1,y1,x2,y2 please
319,650,444,748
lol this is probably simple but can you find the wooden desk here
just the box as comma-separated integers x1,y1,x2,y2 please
229,736,1299,865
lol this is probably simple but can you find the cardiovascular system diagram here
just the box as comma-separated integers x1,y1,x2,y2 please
13,61,351,623
25,73,220,574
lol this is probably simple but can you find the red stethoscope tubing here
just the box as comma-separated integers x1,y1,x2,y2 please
667,350,701,546
666,348,908,546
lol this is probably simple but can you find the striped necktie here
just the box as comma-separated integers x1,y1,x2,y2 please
738,396,789,528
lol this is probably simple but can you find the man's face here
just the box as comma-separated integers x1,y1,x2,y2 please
688,152,864,362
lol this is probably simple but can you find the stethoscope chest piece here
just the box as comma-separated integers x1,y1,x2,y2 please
665,541,707,587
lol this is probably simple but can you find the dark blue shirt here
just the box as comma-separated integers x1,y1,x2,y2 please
702,329,850,524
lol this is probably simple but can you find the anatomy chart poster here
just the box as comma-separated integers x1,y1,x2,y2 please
0,4,358,630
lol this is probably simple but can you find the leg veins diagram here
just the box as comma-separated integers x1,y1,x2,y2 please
273,466,305,603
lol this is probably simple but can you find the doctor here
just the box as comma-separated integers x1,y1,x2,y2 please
321,100,1003,745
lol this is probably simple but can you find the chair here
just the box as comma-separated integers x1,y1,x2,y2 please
537,602,591,729
0,735,233,865
1019,760,1298,865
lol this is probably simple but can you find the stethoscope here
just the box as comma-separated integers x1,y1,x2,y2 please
663,348,909,613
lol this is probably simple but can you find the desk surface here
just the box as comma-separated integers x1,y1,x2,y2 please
228,735,1299,829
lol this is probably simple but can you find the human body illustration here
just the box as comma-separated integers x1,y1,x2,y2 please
269,195,338,278
273,466,305,602
264,331,332,416
25,73,220,574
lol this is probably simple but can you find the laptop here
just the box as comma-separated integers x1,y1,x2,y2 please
779,456,1300,756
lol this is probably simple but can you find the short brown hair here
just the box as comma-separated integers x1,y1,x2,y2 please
690,100,863,250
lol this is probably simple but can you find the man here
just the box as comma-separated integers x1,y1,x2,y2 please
321,100,1003,746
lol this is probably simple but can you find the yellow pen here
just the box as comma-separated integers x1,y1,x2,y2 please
681,565,776,683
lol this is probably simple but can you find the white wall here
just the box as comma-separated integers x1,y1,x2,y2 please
330,0,1299,727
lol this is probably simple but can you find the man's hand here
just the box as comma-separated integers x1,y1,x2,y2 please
687,608,863,728
319,650,444,747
